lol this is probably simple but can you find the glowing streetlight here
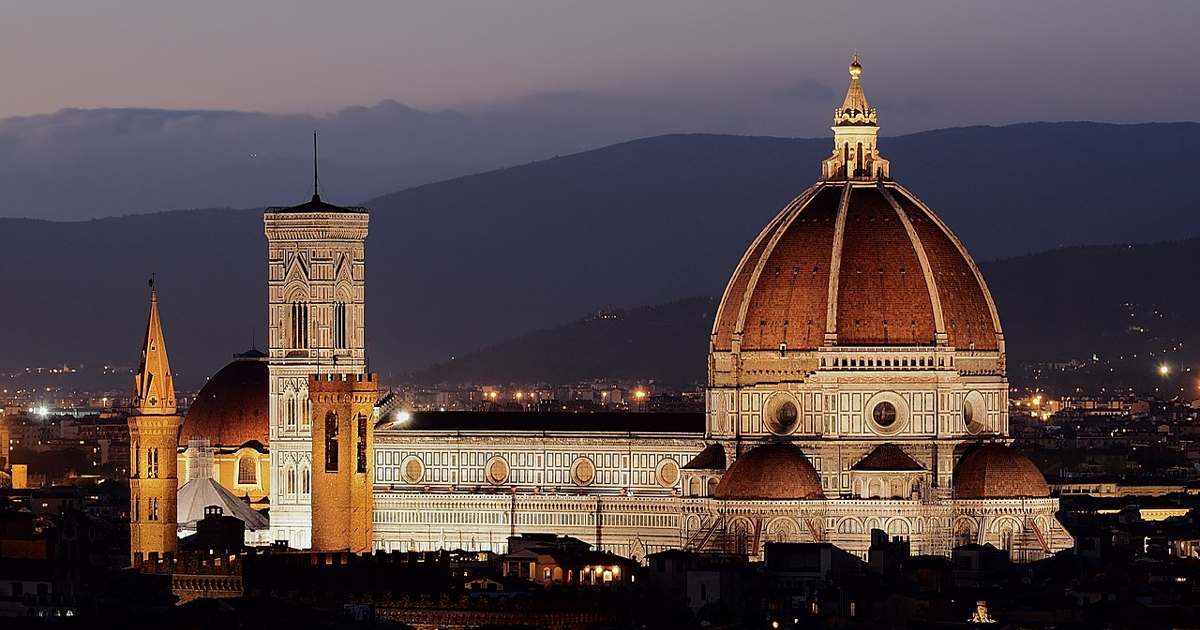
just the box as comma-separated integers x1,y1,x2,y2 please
393,410,412,425
1157,363,1172,377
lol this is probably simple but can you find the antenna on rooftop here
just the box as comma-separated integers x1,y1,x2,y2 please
312,131,320,200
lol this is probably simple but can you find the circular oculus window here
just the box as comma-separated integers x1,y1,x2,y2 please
485,456,509,484
872,401,898,427
764,395,800,435
963,391,988,435
571,457,595,486
401,456,424,484
656,458,681,488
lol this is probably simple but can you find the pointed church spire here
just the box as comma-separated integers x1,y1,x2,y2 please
133,277,176,415
821,53,890,180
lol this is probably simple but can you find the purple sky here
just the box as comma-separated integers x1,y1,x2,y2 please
2,1,1198,134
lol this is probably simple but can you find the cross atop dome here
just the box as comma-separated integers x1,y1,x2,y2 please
821,53,890,180
836,52,877,126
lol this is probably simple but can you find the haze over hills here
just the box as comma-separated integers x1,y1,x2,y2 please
0,89,837,221
414,236,1200,390
2,123,1198,389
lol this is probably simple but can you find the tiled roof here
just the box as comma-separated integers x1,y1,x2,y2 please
265,194,367,214
953,444,1050,499
711,181,1000,352
851,443,924,471
712,442,825,501
380,411,704,434
682,443,726,470
180,354,269,448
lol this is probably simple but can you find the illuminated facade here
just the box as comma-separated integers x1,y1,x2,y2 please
128,282,183,564
153,58,1071,562
264,192,369,549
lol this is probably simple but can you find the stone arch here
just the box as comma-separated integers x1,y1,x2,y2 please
953,516,978,547
688,477,702,496
685,514,702,534
864,517,880,532
729,517,754,556
837,517,864,534
867,478,883,499
885,518,911,536
766,517,801,543
991,516,1022,552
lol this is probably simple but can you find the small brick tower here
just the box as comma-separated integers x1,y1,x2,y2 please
128,279,182,565
309,373,377,552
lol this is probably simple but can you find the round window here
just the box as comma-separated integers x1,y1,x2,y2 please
486,457,509,484
401,456,424,484
656,459,680,488
571,457,595,486
963,392,987,434
872,401,897,427
765,396,800,435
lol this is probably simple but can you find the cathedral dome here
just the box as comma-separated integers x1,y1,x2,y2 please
953,444,1050,499
711,181,1000,353
712,442,825,501
711,57,1000,357
179,350,269,448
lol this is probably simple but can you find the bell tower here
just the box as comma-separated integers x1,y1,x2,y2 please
263,141,369,549
128,279,182,565
309,372,377,553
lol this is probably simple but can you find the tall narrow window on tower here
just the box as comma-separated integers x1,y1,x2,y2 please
356,413,367,473
325,411,339,472
146,447,159,478
291,302,309,349
334,301,348,349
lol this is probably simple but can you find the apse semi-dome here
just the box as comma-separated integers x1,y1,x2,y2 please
712,442,825,500
953,444,1050,499
711,58,1001,361
179,349,269,448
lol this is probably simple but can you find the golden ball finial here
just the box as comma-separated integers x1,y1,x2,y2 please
849,51,862,78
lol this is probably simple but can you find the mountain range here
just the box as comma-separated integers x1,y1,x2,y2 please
415,236,1200,391
2,122,1198,389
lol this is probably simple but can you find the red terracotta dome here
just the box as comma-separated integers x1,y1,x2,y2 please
953,444,1050,499
712,181,1000,353
712,442,825,501
179,350,269,448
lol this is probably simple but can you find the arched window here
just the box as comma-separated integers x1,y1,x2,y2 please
146,447,159,479
301,466,311,495
238,456,257,485
324,412,339,472
148,497,159,521
286,466,296,496
333,302,348,349
290,302,309,349
285,393,297,430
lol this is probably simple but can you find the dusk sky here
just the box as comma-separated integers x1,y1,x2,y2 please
3,1,1199,134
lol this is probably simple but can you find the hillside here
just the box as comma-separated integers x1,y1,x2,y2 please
416,238,1200,390
1,123,1198,387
